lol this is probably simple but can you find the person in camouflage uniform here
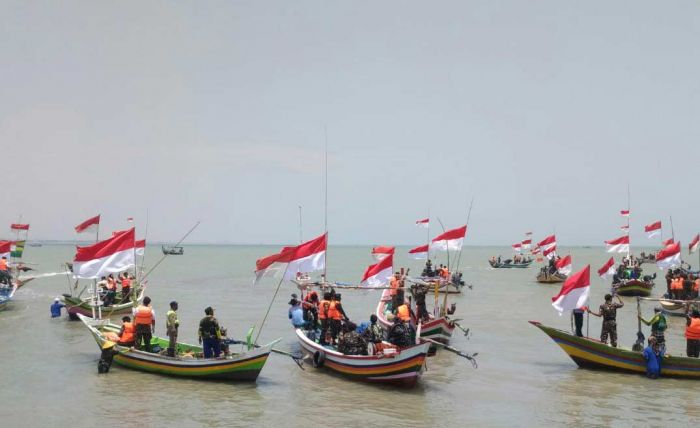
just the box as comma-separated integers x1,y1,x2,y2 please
588,293,624,347
410,283,430,322
337,322,367,355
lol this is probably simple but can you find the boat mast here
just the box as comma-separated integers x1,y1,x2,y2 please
93,219,101,319
323,126,328,282
298,205,303,244
626,184,631,259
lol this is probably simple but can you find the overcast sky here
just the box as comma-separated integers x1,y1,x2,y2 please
2,1,699,246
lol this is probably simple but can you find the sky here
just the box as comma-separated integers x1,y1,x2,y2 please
2,1,700,246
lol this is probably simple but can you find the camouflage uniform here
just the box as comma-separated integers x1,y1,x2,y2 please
338,331,367,355
599,302,623,347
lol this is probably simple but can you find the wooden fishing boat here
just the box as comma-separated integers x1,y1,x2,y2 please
162,245,184,255
613,279,653,297
375,289,454,346
0,283,18,311
530,320,700,379
489,259,533,269
294,328,429,388
536,271,567,283
79,314,273,381
62,287,145,320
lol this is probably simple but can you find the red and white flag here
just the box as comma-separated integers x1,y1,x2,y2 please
621,225,629,232
690,234,700,254
551,265,591,314
512,243,522,253
361,254,393,287
408,244,429,260
605,235,629,253
644,221,662,238
371,246,395,261
530,245,541,255
656,242,681,270
72,228,136,279
620,210,630,217
662,238,675,247
415,218,429,228
430,225,467,252
521,239,532,250
135,239,146,256
75,215,100,234
543,245,557,259
254,233,327,281
598,257,616,279
556,255,572,276
538,235,556,252
10,223,29,231
0,241,11,259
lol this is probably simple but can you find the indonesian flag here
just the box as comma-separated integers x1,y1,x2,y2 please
135,239,146,256
430,225,467,252
556,255,572,276
408,244,429,260
531,245,541,255
656,242,681,270
75,215,100,234
662,238,675,247
415,218,429,228
598,257,616,279
521,239,532,249
645,221,662,238
0,240,11,259
371,246,395,261
621,225,629,232
605,235,629,253
538,235,556,252
10,223,29,231
690,234,700,254
551,265,590,315
72,228,136,279
620,210,630,217
543,245,557,259
255,233,327,281
361,254,393,287
512,243,522,253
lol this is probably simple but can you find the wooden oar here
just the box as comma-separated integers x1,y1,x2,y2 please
422,338,478,368
632,297,644,352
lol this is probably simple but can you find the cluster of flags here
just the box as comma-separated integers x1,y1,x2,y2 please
70,215,147,279
537,235,557,259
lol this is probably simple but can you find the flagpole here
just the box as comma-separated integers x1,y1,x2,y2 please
323,125,328,281
140,209,149,280
626,184,631,259
94,220,100,319
141,221,201,282
454,197,474,276
298,205,303,244
254,263,290,346
427,209,431,262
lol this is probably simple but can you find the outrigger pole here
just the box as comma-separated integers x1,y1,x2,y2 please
140,221,201,282
453,197,474,276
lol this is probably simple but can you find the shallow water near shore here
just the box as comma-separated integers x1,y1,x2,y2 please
1,245,699,427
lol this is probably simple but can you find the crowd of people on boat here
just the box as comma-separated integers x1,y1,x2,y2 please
665,269,700,300
97,272,136,306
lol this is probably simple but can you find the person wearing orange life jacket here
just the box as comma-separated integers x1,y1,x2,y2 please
328,293,349,345
693,277,700,299
389,272,401,311
302,291,319,328
685,309,700,357
103,275,118,307
119,272,133,303
318,292,332,345
118,315,136,346
396,302,413,322
671,277,683,300
133,296,155,352
0,256,11,285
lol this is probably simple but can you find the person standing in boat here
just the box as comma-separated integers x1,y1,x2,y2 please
133,296,155,352
318,292,332,345
640,307,667,351
0,256,11,285
288,296,306,329
198,306,222,358
387,316,413,348
411,283,429,322
684,308,700,358
572,305,587,337
165,301,179,357
328,293,349,345
301,291,319,328
389,272,402,311
587,294,624,347
119,272,133,303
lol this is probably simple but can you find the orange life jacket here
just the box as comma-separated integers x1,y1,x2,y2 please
694,279,699,292
122,278,131,289
0,259,7,271
397,304,411,322
440,268,449,279
686,318,700,340
134,305,153,325
328,301,342,320
120,322,135,343
389,277,399,296
318,299,331,320
670,278,680,291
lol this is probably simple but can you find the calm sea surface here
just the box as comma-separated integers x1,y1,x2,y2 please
2,245,699,427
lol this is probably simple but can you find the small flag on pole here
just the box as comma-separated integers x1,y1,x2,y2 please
551,265,591,315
